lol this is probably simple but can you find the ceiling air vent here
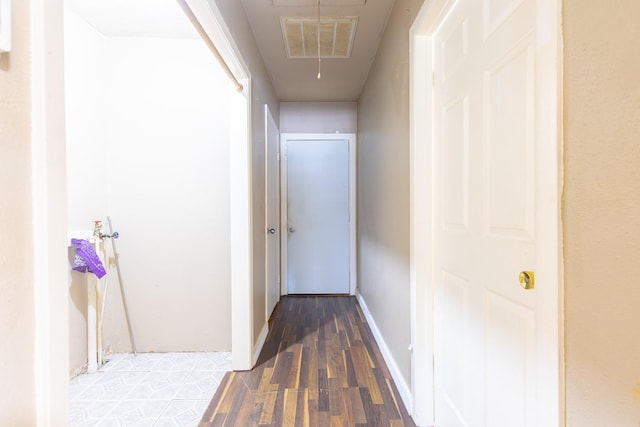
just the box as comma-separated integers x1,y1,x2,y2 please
274,0,366,5
281,16,358,59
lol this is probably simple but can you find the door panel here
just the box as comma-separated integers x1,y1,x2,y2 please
484,38,535,240
440,271,470,427
484,291,535,426
442,95,470,232
286,139,350,294
433,0,538,424
265,106,280,320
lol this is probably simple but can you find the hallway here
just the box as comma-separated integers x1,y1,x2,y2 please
199,296,415,426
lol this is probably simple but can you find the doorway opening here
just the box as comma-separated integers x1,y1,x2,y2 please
52,0,253,424
64,0,236,369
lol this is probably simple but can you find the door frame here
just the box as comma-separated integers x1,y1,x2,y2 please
409,1,563,426
37,2,256,423
280,133,357,296
32,0,69,424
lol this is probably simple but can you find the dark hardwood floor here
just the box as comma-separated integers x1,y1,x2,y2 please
199,295,416,427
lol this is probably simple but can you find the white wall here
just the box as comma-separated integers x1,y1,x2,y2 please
0,0,37,424
564,1,640,424
280,102,357,134
102,36,232,353
65,11,108,232
65,10,233,373
357,0,425,390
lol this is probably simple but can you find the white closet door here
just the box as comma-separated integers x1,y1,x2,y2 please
432,0,540,425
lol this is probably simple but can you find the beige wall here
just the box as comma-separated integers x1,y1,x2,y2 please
563,1,640,425
214,0,280,349
357,0,424,387
280,102,358,134
0,1,37,425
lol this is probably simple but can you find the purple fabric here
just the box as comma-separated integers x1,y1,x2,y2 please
72,254,89,273
71,238,107,279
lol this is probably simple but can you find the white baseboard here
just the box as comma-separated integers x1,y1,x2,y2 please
252,322,269,367
355,291,414,414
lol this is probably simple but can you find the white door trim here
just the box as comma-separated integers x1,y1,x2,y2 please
409,1,564,426
32,0,69,424
408,6,437,423
280,133,357,296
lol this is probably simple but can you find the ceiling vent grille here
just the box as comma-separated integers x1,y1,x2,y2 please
274,0,365,5
281,16,358,59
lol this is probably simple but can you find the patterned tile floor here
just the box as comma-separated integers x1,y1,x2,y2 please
70,352,231,427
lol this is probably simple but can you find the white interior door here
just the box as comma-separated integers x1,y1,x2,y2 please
284,138,350,294
265,106,280,320
432,0,543,425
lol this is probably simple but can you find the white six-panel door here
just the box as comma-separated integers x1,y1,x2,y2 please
432,0,541,425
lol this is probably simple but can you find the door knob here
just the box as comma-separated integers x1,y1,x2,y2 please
268,228,276,234
288,227,295,233
519,271,535,290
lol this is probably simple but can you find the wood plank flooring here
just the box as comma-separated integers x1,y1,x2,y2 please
199,296,416,427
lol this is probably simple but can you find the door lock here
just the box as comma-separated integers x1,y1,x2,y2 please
267,228,276,234
519,271,535,290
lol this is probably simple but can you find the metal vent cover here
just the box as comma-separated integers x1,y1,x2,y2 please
273,0,365,5
281,16,358,59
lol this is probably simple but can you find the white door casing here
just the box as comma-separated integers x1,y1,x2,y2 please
280,133,357,296
410,0,562,426
265,105,280,320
